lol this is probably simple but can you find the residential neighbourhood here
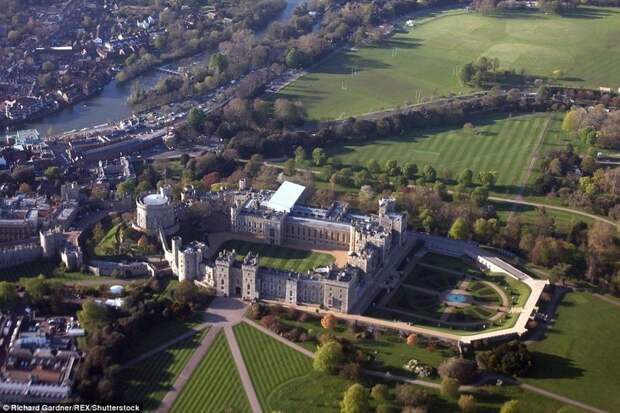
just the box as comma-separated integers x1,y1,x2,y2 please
0,0,619,412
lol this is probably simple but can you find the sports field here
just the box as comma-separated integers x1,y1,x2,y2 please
122,330,206,411
326,112,557,192
219,239,335,272
169,332,251,413
523,292,620,412
279,7,620,120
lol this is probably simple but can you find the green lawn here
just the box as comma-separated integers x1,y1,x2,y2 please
124,315,204,360
438,385,587,413
325,113,553,192
169,332,251,413
492,201,594,235
94,223,120,256
234,323,314,411
523,292,620,412
278,314,457,378
0,261,93,283
247,315,581,412
220,239,335,272
279,6,620,120
121,330,207,411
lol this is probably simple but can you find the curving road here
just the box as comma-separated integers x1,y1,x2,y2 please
489,196,618,228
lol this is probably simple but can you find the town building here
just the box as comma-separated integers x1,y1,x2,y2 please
0,316,81,402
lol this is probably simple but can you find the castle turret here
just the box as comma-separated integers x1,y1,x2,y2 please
39,229,57,259
241,252,259,301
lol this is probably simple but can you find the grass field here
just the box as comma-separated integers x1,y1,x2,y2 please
219,239,335,272
325,112,556,192
121,330,206,411
169,332,251,413
279,6,620,120
0,261,93,283
278,314,457,378
492,201,594,235
234,323,313,411
124,315,204,360
523,292,620,412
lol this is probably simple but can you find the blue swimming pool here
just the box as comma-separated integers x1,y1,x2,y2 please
446,293,467,303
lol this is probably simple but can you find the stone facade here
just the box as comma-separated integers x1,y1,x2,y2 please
160,232,208,281
168,182,408,313
209,249,362,313
133,186,179,236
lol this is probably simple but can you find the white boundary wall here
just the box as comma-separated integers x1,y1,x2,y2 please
412,233,548,344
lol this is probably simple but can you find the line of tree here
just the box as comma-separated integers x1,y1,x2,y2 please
75,278,214,402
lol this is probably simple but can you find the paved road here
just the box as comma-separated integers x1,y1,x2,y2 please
520,383,608,413
154,326,221,413
593,293,620,309
224,326,262,413
146,297,248,413
244,315,608,413
122,323,209,369
489,196,618,228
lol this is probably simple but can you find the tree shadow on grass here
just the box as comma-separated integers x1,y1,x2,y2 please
560,7,618,19
528,352,585,380
490,9,550,20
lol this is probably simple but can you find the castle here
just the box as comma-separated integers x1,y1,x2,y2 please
161,181,407,313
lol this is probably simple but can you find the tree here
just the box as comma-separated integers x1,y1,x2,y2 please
283,159,296,176
457,169,473,186
340,383,369,413
187,107,206,130
463,122,477,135
500,400,520,413
209,52,228,74
77,299,111,332
478,171,497,188
438,357,478,384
367,160,381,174
471,186,489,206
0,282,18,310
295,146,306,165
116,178,137,198
403,162,418,179
275,98,304,125
135,180,153,195
370,384,388,402
44,166,61,181
285,47,304,68
354,170,372,187
449,218,470,240
473,218,498,244
562,108,587,132
312,148,327,167
321,313,337,329
395,384,429,407
458,394,476,413
422,165,437,183
476,340,533,377
440,377,460,399
313,341,344,374
385,160,400,176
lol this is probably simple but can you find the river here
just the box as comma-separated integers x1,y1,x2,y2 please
23,0,307,137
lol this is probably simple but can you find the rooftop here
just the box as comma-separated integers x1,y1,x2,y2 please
265,181,305,213
142,193,168,206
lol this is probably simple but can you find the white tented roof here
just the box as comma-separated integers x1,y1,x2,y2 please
266,181,305,212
